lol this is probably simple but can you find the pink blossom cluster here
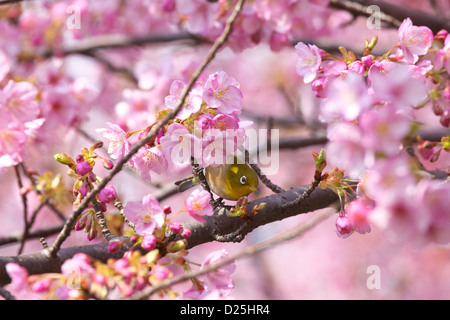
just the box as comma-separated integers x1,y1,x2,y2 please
121,190,211,250
0,80,44,173
295,19,450,243
54,143,118,241
97,70,247,182
0,0,346,175
4,251,170,299
0,57,100,174
0,0,348,64
182,249,236,299
5,247,235,300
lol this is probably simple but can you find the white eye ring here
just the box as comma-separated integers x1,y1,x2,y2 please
240,175,247,185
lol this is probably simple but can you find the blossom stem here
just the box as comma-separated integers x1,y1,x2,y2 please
166,208,186,222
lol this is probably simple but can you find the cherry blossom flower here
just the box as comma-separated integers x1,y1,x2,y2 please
368,62,427,108
0,80,40,124
0,122,27,172
5,263,42,300
98,185,117,204
185,189,214,222
61,253,95,276
196,113,214,130
336,215,354,238
320,72,372,122
398,18,433,64
159,123,202,165
359,105,411,156
362,155,416,207
96,122,131,160
175,0,219,36
133,146,168,181
0,49,10,82
345,199,372,235
201,249,236,295
212,113,240,130
295,42,323,83
434,34,450,74
123,194,165,235
202,71,243,114
165,80,203,120
369,194,425,244
415,179,450,245
141,234,156,251
75,160,92,176
325,122,367,178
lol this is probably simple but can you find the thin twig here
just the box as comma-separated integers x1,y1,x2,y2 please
37,32,205,59
14,165,29,255
244,149,284,194
0,224,65,247
93,200,114,242
113,198,135,230
19,163,66,222
281,175,322,210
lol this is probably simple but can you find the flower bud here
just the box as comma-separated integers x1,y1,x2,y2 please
98,185,117,203
75,215,87,231
168,221,181,233
145,249,159,265
172,256,186,266
141,234,156,251
32,278,51,293
166,239,187,252
92,141,104,150
180,228,191,238
76,161,92,176
54,153,75,167
100,157,114,170
163,205,172,215
152,265,171,280
107,241,122,253
87,227,97,241
336,215,353,238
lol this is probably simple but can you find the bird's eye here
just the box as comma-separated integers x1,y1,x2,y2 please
240,175,247,185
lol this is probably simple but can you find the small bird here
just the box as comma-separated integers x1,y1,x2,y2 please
175,157,259,201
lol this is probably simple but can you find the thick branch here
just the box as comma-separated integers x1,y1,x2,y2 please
181,185,339,249
36,32,205,59
0,184,339,286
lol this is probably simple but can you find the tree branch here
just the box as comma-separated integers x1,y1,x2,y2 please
36,32,206,59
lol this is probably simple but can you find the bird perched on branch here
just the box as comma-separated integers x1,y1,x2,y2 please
175,156,259,201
